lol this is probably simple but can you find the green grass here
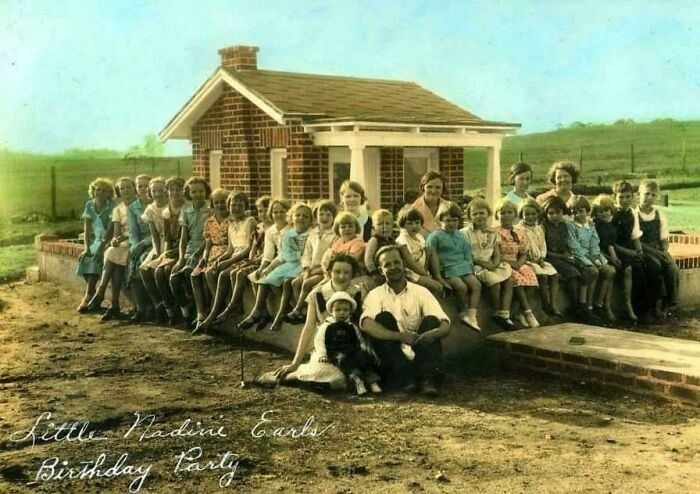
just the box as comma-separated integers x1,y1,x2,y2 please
0,244,37,283
0,219,82,247
0,154,192,218
464,119,700,189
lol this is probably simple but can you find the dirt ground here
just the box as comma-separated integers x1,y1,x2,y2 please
0,281,699,493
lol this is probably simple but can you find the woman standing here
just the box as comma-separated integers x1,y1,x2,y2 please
535,160,581,210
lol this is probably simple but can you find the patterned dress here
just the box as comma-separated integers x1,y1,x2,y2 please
203,214,232,263
396,230,428,282
567,220,607,267
496,226,538,287
513,223,558,276
179,204,213,268
461,225,512,286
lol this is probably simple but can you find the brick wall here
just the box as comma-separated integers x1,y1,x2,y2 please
379,147,404,209
490,339,700,405
439,147,464,201
287,121,329,201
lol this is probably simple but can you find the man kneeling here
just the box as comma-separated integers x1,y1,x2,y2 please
360,245,451,396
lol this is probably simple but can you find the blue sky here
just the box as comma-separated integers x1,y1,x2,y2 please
1,0,699,155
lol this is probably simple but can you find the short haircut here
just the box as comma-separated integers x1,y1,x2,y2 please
638,179,659,192
114,176,135,198
184,176,212,200
375,244,403,267
165,176,185,190
547,160,580,185
325,252,359,277
495,198,518,219
372,208,393,224
209,187,228,207
146,176,166,200
591,194,615,217
518,197,541,219
397,204,424,227
570,195,591,213
612,180,634,195
226,190,250,211
419,171,446,194
339,180,366,205
466,197,492,218
508,161,532,185
312,199,338,220
287,202,313,223
255,195,271,209
135,174,152,183
333,211,361,236
266,198,292,223
542,195,569,216
88,178,115,199
436,200,463,221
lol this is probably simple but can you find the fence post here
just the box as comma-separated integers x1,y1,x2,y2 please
682,139,687,174
151,157,155,175
50,166,57,220
630,143,635,173
177,160,181,178
578,146,583,172
519,151,523,162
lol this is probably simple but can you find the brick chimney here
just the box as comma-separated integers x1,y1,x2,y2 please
218,45,259,71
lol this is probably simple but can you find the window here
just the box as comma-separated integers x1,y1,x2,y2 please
270,149,288,198
403,148,438,196
329,148,351,203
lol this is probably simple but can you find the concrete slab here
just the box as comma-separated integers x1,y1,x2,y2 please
488,323,700,405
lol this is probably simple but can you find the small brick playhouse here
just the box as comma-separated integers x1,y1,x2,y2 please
160,45,519,208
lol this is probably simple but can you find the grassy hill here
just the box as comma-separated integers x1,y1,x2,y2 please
464,119,700,191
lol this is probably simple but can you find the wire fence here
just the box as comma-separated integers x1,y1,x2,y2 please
0,156,193,219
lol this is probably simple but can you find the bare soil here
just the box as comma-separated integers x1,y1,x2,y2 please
0,281,698,493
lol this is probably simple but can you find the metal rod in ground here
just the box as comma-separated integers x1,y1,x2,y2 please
239,328,246,387
50,166,57,220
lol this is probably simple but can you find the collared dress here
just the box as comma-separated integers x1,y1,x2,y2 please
541,219,581,280
140,202,168,270
104,201,130,266
396,229,428,282
322,236,366,273
76,198,115,276
425,228,474,279
203,214,232,263
504,190,534,209
567,219,607,267
513,223,558,276
461,225,512,286
248,223,289,284
301,226,335,271
157,202,187,267
411,195,443,237
126,198,153,284
263,227,311,286
179,204,213,268
496,226,538,287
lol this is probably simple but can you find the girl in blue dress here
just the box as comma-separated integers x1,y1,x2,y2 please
239,202,312,331
76,178,115,312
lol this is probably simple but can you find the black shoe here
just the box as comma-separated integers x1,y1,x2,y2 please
492,315,517,331
154,305,168,325
85,296,104,313
418,376,439,397
238,312,272,331
101,307,122,321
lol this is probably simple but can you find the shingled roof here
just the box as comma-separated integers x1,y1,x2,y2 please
230,68,511,127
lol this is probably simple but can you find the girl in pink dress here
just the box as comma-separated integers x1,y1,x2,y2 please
495,199,540,328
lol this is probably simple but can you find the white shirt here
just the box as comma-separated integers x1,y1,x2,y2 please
301,226,335,269
361,281,449,333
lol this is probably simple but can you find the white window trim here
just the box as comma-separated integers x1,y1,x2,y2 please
328,147,351,202
270,148,288,198
209,150,223,190
403,147,439,171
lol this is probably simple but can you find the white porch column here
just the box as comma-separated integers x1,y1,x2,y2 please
486,144,502,208
349,144,366,184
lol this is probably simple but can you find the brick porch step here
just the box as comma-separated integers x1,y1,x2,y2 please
488,323,700,405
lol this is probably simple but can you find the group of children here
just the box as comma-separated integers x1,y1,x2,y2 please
74,165,679,394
